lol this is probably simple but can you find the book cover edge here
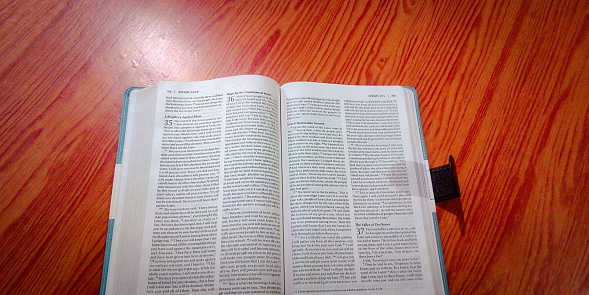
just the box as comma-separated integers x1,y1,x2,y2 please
100,87,143,295
403,86,449,295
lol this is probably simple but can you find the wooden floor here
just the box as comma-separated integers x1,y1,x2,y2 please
1,0,588,294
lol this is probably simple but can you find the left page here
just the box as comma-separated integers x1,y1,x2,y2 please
104,75,284,295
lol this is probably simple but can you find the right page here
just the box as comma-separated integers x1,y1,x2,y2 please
280,82,447,295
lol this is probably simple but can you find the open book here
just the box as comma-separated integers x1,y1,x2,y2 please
101,75,448,295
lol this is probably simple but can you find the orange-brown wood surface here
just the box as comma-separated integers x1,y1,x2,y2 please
1,0,588,294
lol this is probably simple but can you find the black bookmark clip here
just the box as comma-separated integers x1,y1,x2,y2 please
430,155,461,203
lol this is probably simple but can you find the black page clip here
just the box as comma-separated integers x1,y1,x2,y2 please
430,155,461,203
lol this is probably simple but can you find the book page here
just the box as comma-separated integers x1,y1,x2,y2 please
280,82,443,295
111,75,284,295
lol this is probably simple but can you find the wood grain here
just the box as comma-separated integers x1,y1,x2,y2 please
1,0,588,294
